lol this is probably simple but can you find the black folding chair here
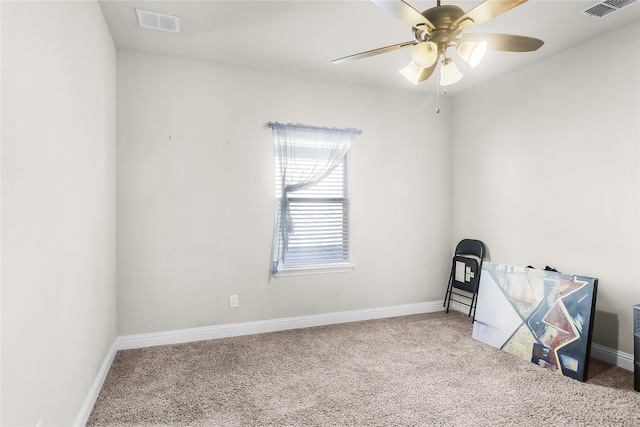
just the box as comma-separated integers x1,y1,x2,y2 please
443,239,485,321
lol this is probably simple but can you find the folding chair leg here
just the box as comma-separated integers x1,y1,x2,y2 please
470,293,478,321
444,277,454,313
444,278,452,310
445,281,454,314
444,262,455,310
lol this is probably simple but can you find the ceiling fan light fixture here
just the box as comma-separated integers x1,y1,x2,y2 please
411,41,438,68
440,58,463,86
400,61,437,85
457,40,487,68
399,61,424,85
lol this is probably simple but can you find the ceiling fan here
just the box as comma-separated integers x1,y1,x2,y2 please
333,0,544,86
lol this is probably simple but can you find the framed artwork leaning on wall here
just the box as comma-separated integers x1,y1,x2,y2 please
472,262,598,382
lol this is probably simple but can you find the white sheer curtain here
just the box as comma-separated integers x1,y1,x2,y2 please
270,122,358,274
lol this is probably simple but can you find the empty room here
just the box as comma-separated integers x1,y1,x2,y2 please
1,0,639,426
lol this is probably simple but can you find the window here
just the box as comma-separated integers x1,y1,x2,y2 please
269,122,359,276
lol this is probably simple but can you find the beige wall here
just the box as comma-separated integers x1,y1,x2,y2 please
1,2,637,424
1,1,116,426
116,50,453,335
451,22,640,354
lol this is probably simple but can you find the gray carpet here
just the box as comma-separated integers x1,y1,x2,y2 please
87,311,640,426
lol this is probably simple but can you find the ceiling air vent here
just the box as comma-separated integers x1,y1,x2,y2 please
579,0,638,18
135,9,180,33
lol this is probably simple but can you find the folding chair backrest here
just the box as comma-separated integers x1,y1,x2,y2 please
455,239,484,260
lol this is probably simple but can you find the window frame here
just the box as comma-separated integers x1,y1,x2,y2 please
271,127,355,277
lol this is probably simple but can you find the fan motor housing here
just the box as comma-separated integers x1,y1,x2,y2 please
421,5,465,45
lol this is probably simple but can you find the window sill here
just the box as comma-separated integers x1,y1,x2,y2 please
274,263,355,277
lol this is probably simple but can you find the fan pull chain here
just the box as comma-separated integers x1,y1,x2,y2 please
435,65,446,114
435,70,441,114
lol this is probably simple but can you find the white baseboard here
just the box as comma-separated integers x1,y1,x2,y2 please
75,300,635,426
74,340,118,427
590,343,634,371
115,301,446,350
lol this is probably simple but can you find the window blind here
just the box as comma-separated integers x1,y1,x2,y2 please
275,154,349,267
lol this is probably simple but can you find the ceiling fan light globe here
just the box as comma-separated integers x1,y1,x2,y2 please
411,41,438,68
399,61,423,85
457,41,487,68
440,58,463,86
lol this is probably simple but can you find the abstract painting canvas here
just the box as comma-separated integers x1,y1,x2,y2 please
472,262,598,382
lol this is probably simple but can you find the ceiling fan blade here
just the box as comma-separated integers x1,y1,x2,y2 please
371,0,436,31
332,41,415,64
452,0,528,30
459,33,544,52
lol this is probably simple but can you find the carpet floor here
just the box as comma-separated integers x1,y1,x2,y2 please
87,311,639,426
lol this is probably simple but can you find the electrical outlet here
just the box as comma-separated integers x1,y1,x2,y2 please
229,294,239,308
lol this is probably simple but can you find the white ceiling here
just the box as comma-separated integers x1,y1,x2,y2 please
99,0,640,94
